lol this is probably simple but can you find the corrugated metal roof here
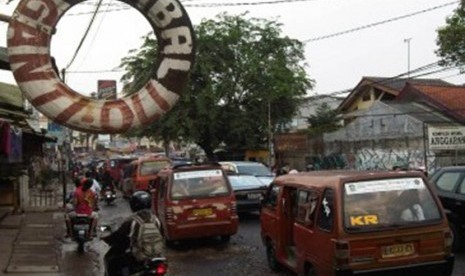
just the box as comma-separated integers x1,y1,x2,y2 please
0,81,23,108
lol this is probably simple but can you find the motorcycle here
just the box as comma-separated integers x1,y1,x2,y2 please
71,214,93,253
103,187,117,205
100,225,167,276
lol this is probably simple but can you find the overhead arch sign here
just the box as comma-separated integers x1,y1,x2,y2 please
7,0,195,134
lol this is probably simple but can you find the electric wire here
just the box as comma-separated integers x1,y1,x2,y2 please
65,0,104,70
303,1,459,43
73,0,114,70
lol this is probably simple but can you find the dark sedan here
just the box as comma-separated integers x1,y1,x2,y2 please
227,174,267,213
429,166,465,252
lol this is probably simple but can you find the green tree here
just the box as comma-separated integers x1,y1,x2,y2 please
306,103,341,135
436,1,465,67
120,13,313,159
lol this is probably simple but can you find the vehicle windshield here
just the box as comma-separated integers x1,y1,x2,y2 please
343,177,441,231
236,164,273,176
139,160,171,176
228,175,264,188
171,169,229,199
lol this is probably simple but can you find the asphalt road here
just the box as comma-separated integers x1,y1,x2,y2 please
58,194,465,276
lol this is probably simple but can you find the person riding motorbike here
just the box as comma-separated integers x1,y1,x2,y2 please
102,191,164,276
65,178,99,237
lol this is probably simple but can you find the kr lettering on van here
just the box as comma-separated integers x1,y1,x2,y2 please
350,215,379,226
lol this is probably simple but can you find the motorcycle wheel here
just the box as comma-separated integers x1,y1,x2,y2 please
77,240,85,253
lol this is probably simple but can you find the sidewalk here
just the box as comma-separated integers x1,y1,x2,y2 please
0,209,64,275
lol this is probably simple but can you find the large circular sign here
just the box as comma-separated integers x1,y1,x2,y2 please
7,0,195,134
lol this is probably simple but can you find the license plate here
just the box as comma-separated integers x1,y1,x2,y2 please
381,243,414,258
247,193,262,199
73,224,90,231
192,208,213,216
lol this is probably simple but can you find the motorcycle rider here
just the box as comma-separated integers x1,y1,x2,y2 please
65,178,99,238
102,191,164,276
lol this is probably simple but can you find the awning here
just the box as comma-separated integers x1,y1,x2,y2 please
0,46,9,70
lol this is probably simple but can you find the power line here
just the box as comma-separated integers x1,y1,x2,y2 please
73,0,114,70
307,61,462,104
66,69,123,74
303,1,459,43
65,0,104,69
64,0,317,16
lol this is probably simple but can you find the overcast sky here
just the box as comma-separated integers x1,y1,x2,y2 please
0,0,463,97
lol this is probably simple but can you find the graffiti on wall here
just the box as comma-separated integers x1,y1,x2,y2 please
314,149,437,173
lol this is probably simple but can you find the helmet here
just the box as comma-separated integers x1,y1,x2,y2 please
129,191,152,212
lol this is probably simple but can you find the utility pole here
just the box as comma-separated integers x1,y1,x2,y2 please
267,100,274,168
404,38,412,78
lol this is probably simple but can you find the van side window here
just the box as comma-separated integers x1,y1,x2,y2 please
317,188,334,232
296,189,318,226
263,184,280,208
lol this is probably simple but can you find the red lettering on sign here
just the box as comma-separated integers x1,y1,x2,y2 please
146,82,170,112
101,101,134,133
9,54,55,82
130,94,150,125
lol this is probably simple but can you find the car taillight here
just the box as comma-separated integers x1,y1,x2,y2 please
334,240,350,267
444,229,453,252
150,263,168,276
231,201,237,215
166,207,174,222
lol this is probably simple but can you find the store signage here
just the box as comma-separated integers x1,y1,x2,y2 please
428,126,465,150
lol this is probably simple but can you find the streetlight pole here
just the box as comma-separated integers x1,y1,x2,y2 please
404,38,412,78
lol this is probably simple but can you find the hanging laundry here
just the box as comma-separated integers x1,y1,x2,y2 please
0,121,11,156
8,126,22,163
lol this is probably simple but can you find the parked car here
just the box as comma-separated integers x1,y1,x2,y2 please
219,161,274,185
227,173,267,213
151,162,238,245
261,170,454,275
429,166,465,252
120,156,172,197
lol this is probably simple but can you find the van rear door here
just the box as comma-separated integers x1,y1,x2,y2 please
342,177,449,270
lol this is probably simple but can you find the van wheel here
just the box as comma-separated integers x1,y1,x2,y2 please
266,241,281,272
220,235,231,243
449,222,462,252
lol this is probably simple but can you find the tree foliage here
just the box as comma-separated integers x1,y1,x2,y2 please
306,103,341,135
119,13,313,159
436,1,465,67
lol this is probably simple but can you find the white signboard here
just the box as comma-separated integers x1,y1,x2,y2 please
174,169,223,180
428,126,465,150
345,177,425,195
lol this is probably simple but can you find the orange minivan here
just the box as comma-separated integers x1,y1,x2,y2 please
121,156,172,197
260,170,454,275
151,162,238,244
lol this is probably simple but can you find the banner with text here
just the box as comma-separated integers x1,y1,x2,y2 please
428,126,465,150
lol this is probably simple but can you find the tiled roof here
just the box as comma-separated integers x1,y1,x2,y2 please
386,102,455,124
365,77,453,91
337,77,452,113
406,84,465,122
